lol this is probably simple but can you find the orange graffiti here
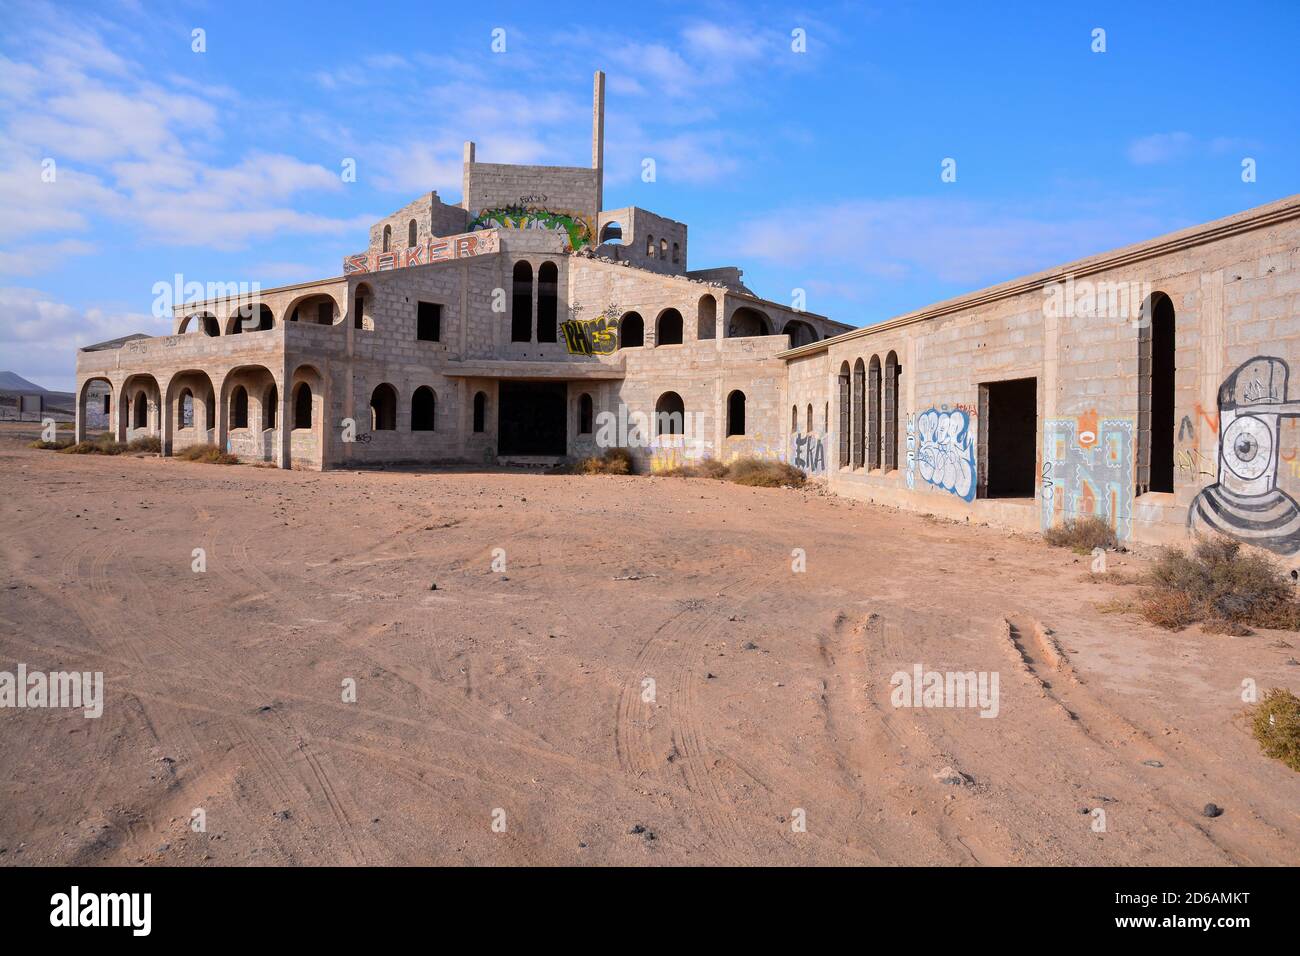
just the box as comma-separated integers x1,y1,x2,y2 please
1194,403,1219,435
1077,409,1098,449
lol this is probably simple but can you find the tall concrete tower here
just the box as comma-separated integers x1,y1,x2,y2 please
592,70,605,215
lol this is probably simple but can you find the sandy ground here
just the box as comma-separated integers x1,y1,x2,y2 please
0,422,1297,866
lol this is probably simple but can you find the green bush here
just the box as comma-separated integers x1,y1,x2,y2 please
1251,688,1300,772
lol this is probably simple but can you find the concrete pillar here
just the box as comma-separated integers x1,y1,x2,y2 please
592,70,605,214
113,384,127,443
276,390,291,469
74,380,86,443
215,380,229,455
457,378,469,459
159,379,173,456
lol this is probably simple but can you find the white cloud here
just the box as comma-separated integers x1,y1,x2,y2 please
735,196,1173,287
0,286,168,391
1127,132,1195,166
0,19,363,269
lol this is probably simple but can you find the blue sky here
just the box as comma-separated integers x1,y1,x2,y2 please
2,0,1297,390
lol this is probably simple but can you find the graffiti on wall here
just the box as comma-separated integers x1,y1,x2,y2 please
790,431,826,475
912,408,977,501
649,435,708,473
1188,355,1300,555
1041,414,1135,539
468,204,594,250
561,302,620,355
343,229,499,275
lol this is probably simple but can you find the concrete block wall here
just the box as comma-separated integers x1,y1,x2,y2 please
464,163,599,239
367,192,469,255
595,206,688,275
813,197,1300,561
785,352,830,476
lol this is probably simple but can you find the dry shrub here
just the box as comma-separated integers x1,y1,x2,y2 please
1251,688,1300,772
1138,537,1300,632
724,457,805,488
1095,596,1140,615
175,443,239,465
59,435,127,455
1043,515,1118,552
29,439,73,450
574,447,632,475
126,435,161,453
658,457,729,479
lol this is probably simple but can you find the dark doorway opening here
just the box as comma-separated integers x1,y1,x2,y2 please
978,377,1037,499
1148,294,1176,493
498,381,567,456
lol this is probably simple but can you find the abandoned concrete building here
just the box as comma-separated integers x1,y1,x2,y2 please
75,71,849,477
74,71,1300,559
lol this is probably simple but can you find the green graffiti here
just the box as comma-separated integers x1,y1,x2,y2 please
468,206,594,249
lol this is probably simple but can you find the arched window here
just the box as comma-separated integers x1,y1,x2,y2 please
659,239,668,260
656,392,685,436
264,384,277,430
884,351,900,470
180,389,194,428
133,393,148,429
728,307,769,338
599,221,623,244
473,391,487,433
370,383,397,431
537,261,558,343
783,320,816,347
1138,292,1175,494
852,359,865,468
792,405,798,431
672,242,680,264
806,404,813,433
408,219,417,248
837,362,850,467
867,355,882,469
579,393,594,434
697,294,716,340
230,304,274,334
232,386,249,429
824,401,829,432
646,234,655,257
726,390,746,437
656,309,683,346
411,386,435,431
619,312,644,348
382,224,392,252
293,383,312,429
354,284,369,330
512,261,533,342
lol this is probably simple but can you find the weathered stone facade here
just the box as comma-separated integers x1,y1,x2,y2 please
72,71,1300,563
73,73,849,476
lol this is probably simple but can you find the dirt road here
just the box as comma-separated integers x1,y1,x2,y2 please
1,426,1296,865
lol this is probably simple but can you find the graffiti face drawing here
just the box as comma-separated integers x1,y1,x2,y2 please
1189,355,1300,555
915,408,976,501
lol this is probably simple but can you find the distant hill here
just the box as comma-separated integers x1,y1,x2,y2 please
0,371,49,393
